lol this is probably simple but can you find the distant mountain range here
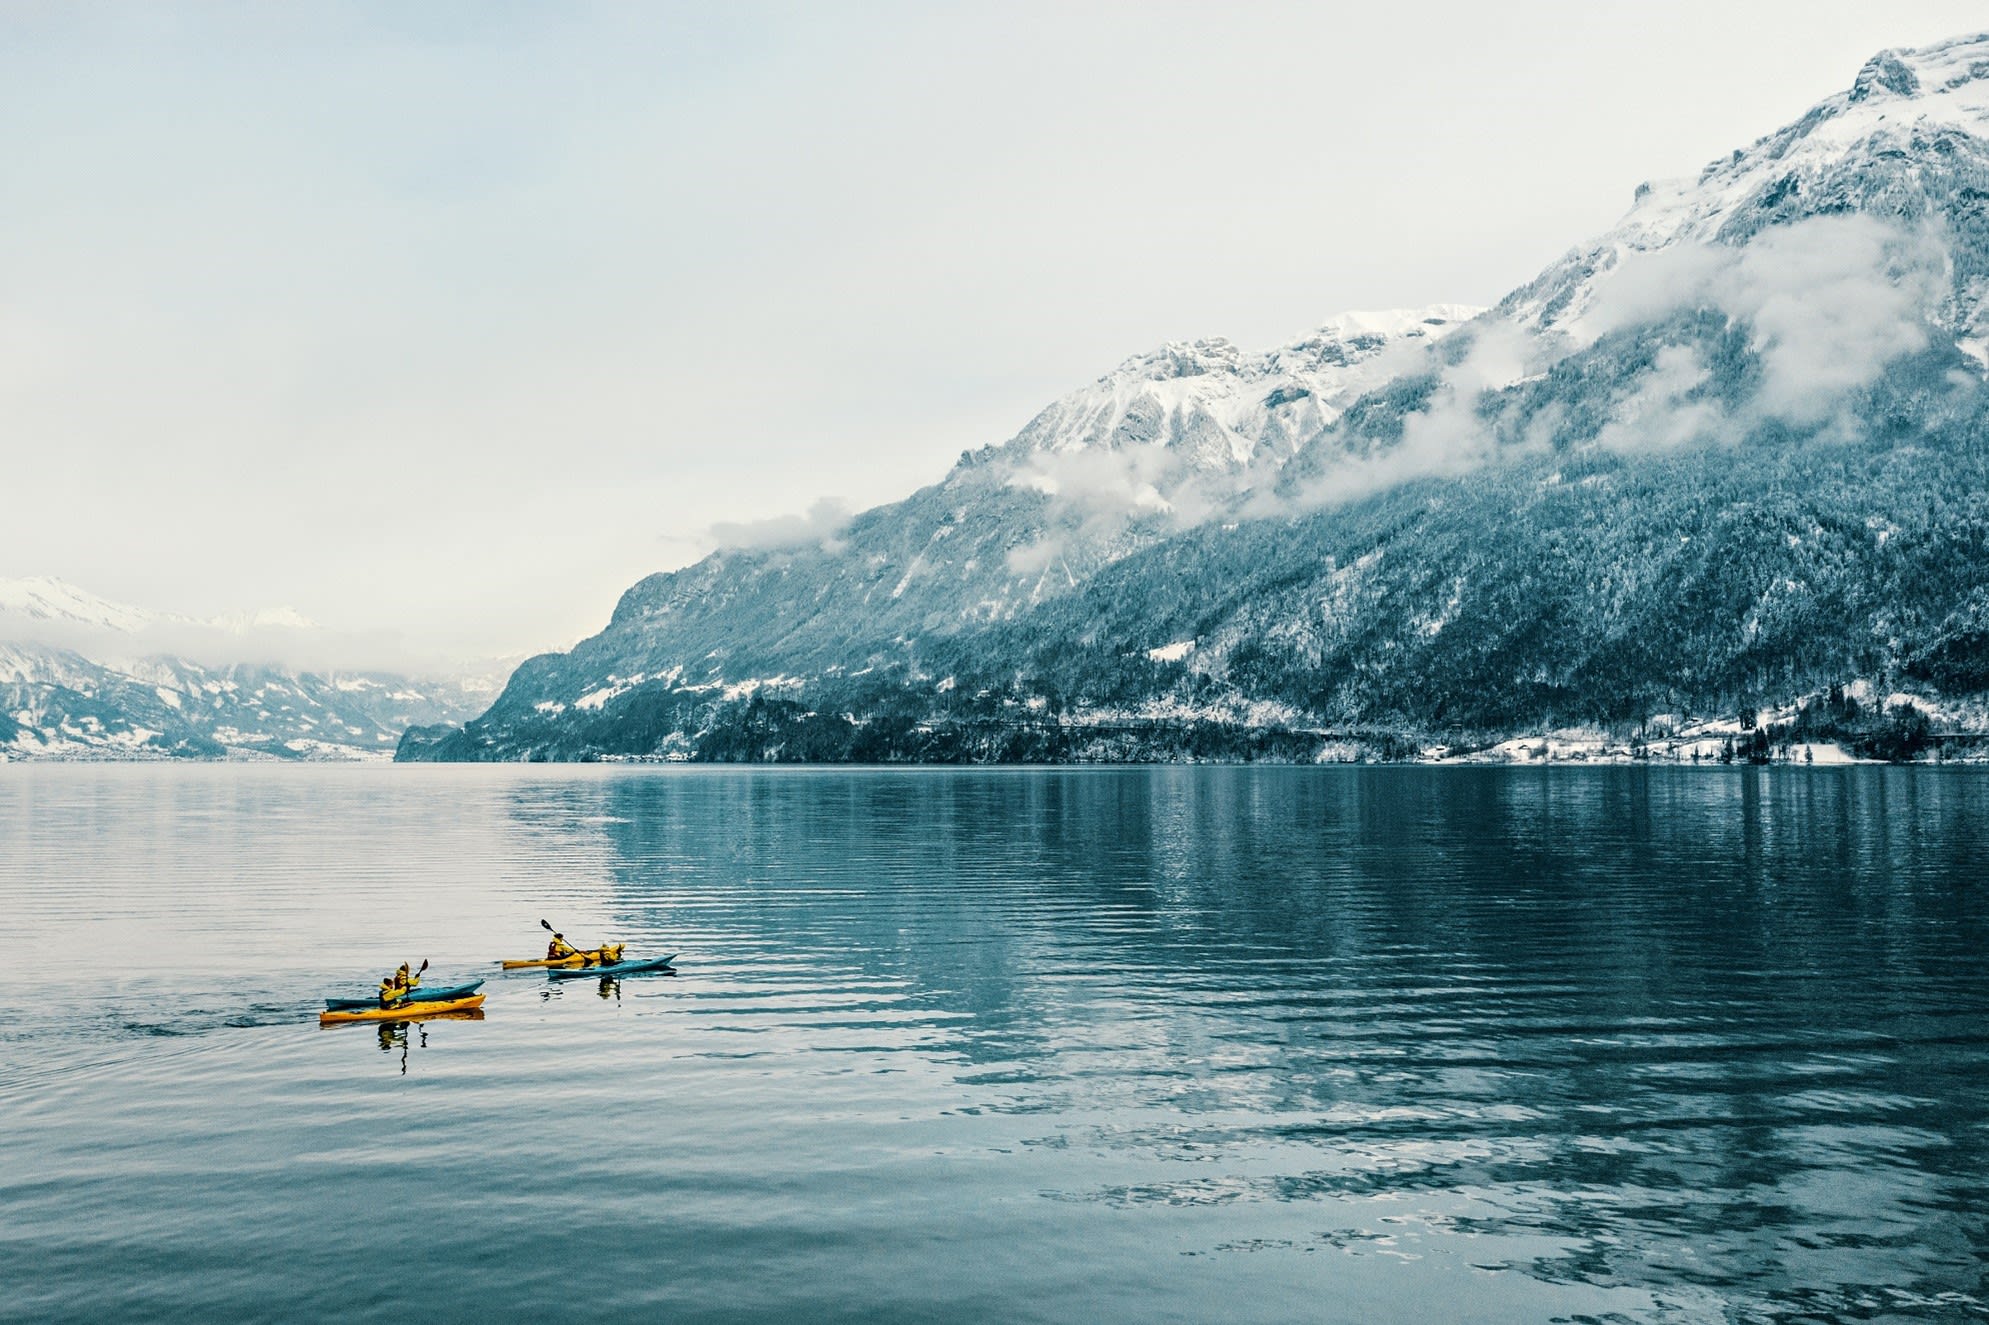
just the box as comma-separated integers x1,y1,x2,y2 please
401,35,1989,762
0,578,491,760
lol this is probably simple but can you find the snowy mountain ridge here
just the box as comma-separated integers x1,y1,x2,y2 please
1628,34,1989,250
0,577,171,634
0,574,319,636
1002,304,1479,498
0,578,492,760
0,637,493,761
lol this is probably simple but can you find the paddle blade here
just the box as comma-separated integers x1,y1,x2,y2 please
540,918,553,932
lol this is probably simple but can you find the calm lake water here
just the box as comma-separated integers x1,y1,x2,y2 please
1,765,1985,1323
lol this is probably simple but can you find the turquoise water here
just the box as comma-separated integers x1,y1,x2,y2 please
1,765,1985,1323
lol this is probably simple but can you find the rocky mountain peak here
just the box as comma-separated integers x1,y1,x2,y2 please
1107,337,1243,384
1002,304,1480,473
1850,31,1989,104
1849,50,1922,103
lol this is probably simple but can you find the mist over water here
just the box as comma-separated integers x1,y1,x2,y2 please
1,765,1984,1323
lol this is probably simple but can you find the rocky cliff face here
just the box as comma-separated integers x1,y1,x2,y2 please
404,34,1989,764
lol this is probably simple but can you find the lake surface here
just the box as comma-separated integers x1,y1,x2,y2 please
1,765,1985,1323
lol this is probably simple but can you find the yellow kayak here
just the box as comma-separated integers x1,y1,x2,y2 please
498,947,624,970
318,994,486,1025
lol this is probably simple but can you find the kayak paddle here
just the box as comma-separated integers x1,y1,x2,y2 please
541,917,603,963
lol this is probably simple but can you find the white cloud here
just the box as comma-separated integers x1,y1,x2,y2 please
1594,343,1719,452
1004,536,1063,577
999,431,1234,580
1289,321,1543,508
1738,218,1943,422
1009,445,1176,521
708,498,853,551
1584,214,1945,426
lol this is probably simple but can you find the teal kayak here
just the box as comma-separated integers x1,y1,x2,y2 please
323,979,485,1012
546,955,677,980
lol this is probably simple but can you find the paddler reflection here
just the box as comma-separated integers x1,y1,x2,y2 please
372,1009,483,1073
378,1019,425,1073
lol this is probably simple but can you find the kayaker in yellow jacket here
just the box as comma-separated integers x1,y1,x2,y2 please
378,962,420,1007
544,932,623,966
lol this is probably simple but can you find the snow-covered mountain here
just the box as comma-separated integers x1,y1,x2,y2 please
0,575,318,637
0,577,165,634
410,33,1989,763
0,579,491,760
1006,306,1478,501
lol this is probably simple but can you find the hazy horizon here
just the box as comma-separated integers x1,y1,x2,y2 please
6,1,1987,667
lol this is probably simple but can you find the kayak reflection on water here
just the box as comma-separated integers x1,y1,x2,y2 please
372,1010,485,1074
537,970,680,1003
378,1019,419,1073
540,978,623,1003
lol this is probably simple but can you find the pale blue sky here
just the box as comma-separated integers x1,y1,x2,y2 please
3,2,1985,664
